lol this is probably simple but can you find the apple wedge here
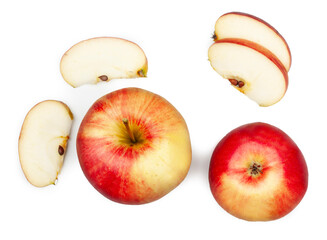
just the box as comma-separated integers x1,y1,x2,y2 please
208,38,288,107
214,12,291,71
18,100,73,187
60,37,148,87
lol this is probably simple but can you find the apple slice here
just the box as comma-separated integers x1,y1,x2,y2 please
60,37,148,87
214,12,291,71
208,38,288,107
18,100,73,187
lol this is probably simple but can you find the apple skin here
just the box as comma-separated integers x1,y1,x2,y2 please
210,38,289,94
76,88,192,204
209,122,308,221
214,38,288,90
214,12,292,71
208,38,288,107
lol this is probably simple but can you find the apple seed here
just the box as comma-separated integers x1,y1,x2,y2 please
99,75,108,81
238,81,245,88
58,145,65,156
228,79,245,88
229,79,238,86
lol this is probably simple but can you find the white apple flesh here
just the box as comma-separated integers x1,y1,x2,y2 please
18,100,73,187
60,37,148,87
208,38,288,107
214,12,291,71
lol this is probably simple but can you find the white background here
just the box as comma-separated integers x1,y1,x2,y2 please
1,0,326,239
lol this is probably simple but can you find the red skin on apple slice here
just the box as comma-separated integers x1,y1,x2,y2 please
209,122,308,221
216,38,289,91
215,12,292,71
209,38,289,106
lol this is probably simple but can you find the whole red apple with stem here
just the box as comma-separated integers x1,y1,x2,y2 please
209,122,308,221
77,88,192,204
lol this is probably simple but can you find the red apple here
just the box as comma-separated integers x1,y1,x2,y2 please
77,88,192,204
209,122,308,221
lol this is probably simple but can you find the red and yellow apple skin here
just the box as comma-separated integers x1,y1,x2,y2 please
209,122,308,221
77,88,192,204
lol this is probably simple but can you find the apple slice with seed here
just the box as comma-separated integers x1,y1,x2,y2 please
60,37,148,87
208,38,288,107
214,12,291,71
18,100,73,187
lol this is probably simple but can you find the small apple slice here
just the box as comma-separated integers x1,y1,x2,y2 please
18,100,73,187
214,12,291,71
208,38,288,107
60,37,148,87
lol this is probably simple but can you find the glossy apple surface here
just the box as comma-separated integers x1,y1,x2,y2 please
77,88,192,204
209,122,308,221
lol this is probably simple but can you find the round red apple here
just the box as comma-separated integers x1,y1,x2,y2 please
209,122,308,221
77,88,192,204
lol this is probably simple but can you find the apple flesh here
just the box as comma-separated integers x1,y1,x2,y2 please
18,100,73,187
60,37,148,87
214,12,291,71
208,38,288,107
76,87,192,204
209,122,308,221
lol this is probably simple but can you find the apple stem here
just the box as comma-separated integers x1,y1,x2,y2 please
122,118,136,143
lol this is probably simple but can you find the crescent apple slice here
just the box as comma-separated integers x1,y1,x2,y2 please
214,12,291,71
18,100,73,187
60,37,148,87
208,38,288,107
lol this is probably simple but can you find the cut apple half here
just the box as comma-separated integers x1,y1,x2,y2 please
18,100,73,187
60,37,148,87
208,38,288,107
214,12,291,71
